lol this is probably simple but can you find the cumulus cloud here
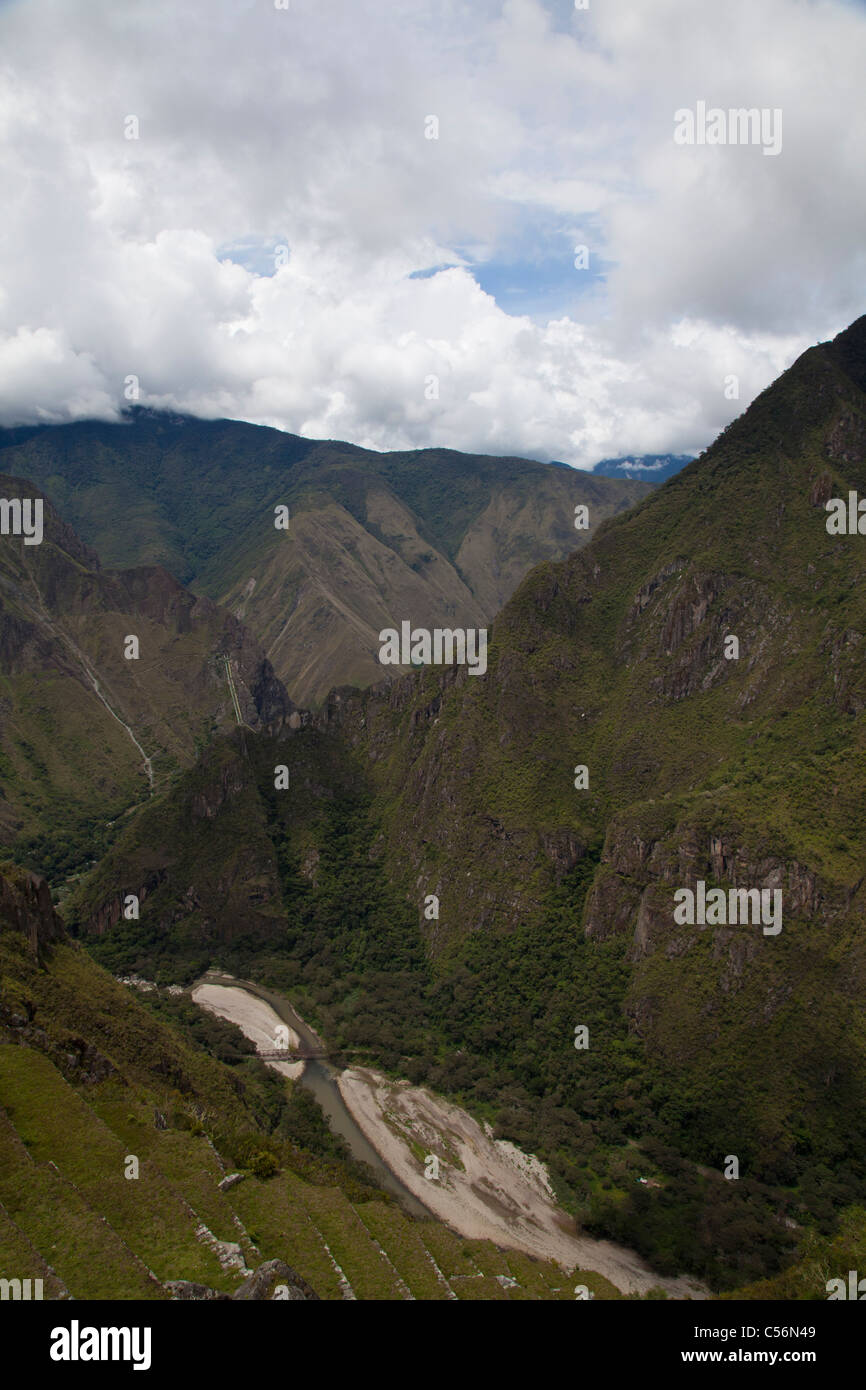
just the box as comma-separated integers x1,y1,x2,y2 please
0,0,863,467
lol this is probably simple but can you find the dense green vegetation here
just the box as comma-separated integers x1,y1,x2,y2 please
261,790,432,1065
257,811,808,1290
721,1205,866,1301
14,812,120,885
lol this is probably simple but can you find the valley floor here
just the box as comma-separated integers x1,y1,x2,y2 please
338,1066,707,1300
196,975,707,1298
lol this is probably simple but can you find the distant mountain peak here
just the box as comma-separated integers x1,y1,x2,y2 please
589,453,695,482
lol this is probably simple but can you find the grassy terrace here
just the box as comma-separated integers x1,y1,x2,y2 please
0,1041,579,1300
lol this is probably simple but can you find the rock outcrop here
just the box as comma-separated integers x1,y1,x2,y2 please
164,1260,319,1301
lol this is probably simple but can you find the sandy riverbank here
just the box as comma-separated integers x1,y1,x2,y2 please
191,977,706,1297
191,982,306,1080
338,1066,707,1299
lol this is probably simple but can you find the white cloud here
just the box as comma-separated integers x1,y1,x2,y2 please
0,0,863,466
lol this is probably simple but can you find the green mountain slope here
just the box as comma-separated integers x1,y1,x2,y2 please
0,412,650,704
336,315,866,940
0,474,290,874
307,313,866,1285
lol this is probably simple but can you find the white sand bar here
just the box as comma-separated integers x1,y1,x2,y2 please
339,1067,707,1299
191,983,305,1080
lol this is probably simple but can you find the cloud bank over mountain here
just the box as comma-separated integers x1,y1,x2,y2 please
0,0,863,466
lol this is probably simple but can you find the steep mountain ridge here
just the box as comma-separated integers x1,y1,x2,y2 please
328,315,866,949
290,315,866,1277
0,474,290,873
0,413,650,704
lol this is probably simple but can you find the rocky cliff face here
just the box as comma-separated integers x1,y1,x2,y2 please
0,864,117,1084
0,864,66,960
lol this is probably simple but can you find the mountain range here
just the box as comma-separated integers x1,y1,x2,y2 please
590,453,695,482
3,315,866,1297
0,414,648,707
52,313,866,1292
0,421,645,875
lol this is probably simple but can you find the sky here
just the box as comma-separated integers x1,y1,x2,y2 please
0,0,864,469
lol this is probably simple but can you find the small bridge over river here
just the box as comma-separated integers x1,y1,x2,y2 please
258,1048,329,1061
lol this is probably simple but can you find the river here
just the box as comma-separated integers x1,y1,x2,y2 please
192,971,707,1297
194,971,431,1219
